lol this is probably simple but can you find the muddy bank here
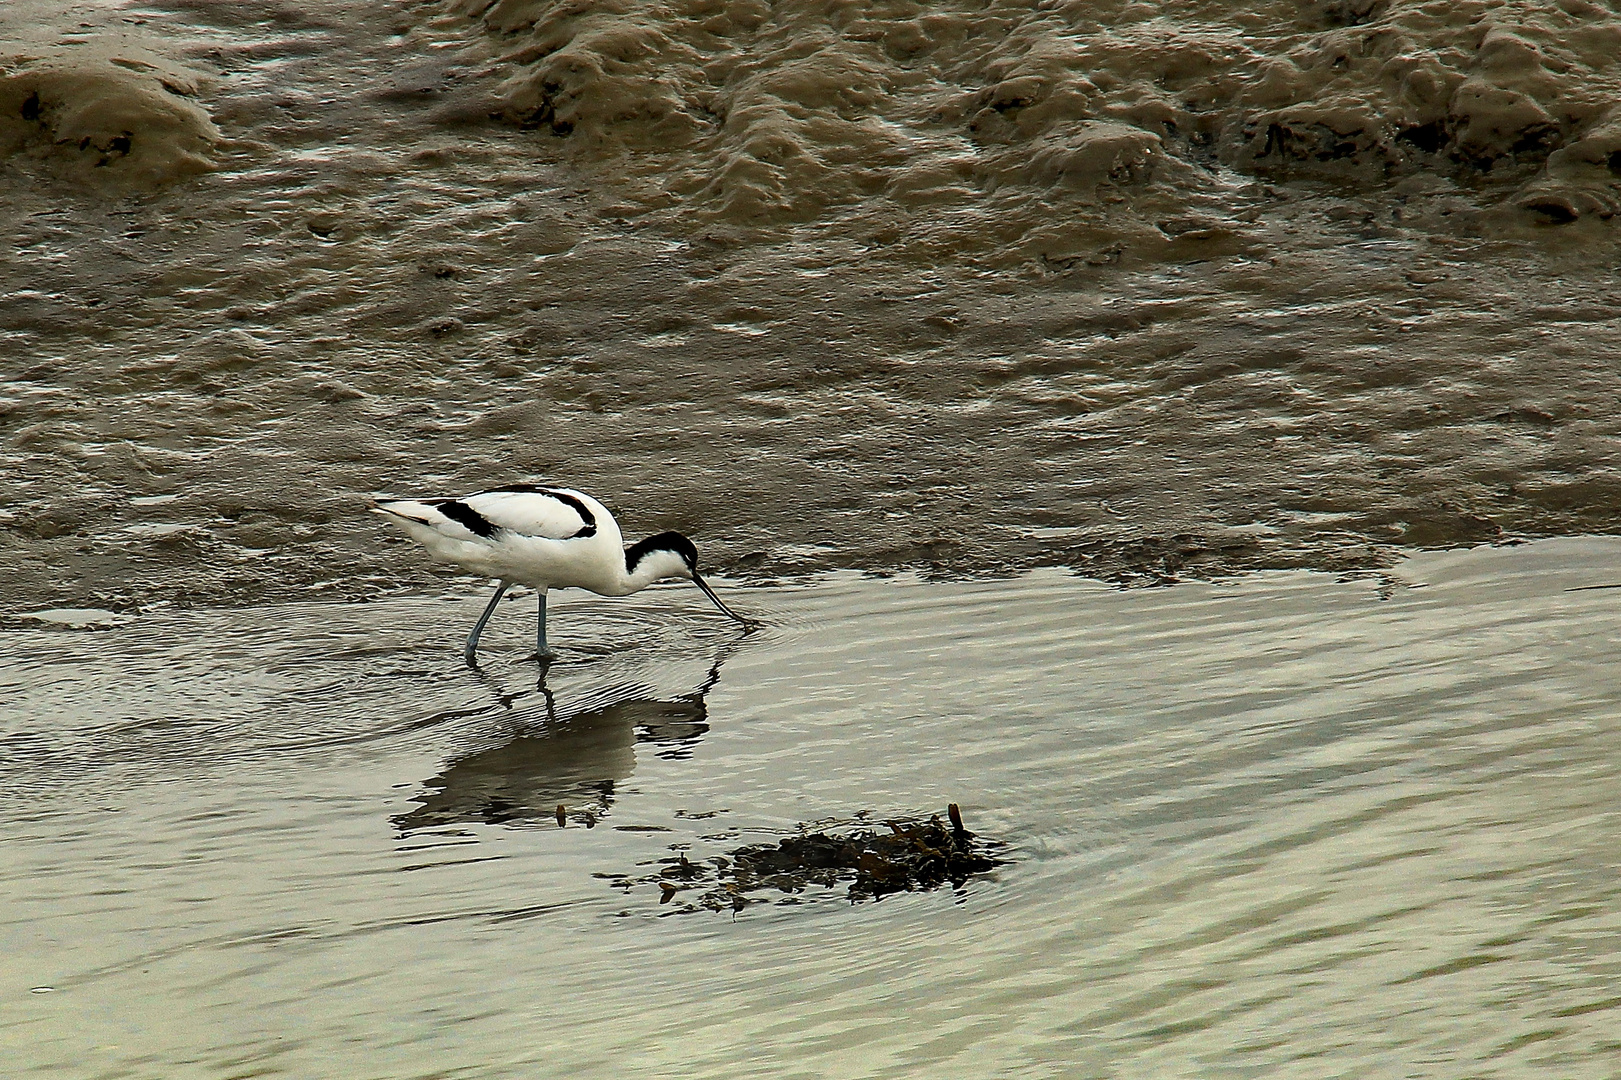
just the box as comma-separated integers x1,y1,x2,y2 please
7,216,1621,616
453,0,1621,247
4,0,1621,615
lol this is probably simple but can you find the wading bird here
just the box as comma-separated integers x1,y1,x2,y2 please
372,484,754,665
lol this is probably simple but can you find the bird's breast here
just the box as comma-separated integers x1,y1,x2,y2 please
489,530,627,594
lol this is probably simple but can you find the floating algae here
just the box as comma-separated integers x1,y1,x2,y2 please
614,804,1010,915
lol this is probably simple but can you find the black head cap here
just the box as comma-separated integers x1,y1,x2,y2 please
625,531,698,573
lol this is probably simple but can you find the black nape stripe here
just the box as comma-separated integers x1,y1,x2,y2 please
626,531,698,573
491,484,598,538
431,499,499,539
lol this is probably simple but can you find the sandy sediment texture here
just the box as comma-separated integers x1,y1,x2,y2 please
5,0,1621,616
0,35,218,184
452,0,1621,249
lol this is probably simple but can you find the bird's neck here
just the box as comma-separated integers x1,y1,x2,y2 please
615,547,692,595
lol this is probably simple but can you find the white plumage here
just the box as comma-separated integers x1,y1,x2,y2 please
372,484,752,664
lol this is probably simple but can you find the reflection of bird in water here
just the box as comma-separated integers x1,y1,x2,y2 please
391,697,708,832
370,484,755,665
392,642,735,835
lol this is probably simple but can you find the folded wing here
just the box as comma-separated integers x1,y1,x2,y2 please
374,486,597,541
460,487,598,540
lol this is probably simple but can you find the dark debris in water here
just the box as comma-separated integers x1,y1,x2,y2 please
613,804,1009,915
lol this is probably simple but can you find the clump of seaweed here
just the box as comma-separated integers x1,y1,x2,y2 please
612,804,1010,914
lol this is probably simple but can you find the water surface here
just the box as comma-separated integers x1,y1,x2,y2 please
5,537,1621,1077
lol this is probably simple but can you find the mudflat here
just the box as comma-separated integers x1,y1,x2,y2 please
5,0,1621,614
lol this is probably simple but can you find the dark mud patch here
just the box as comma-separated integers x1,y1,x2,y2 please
607,805,1010,916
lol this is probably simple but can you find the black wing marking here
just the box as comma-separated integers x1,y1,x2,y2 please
428,499,500,539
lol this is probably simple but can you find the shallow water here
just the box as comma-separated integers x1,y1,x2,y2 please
6,537,1621,1077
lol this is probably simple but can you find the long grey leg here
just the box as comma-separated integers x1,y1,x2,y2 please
536,589,554,661
465,580,510,667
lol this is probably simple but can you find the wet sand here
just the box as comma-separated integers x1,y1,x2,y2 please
5,0,1621,613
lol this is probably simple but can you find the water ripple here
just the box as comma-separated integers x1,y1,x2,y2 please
6,540,1621,1077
